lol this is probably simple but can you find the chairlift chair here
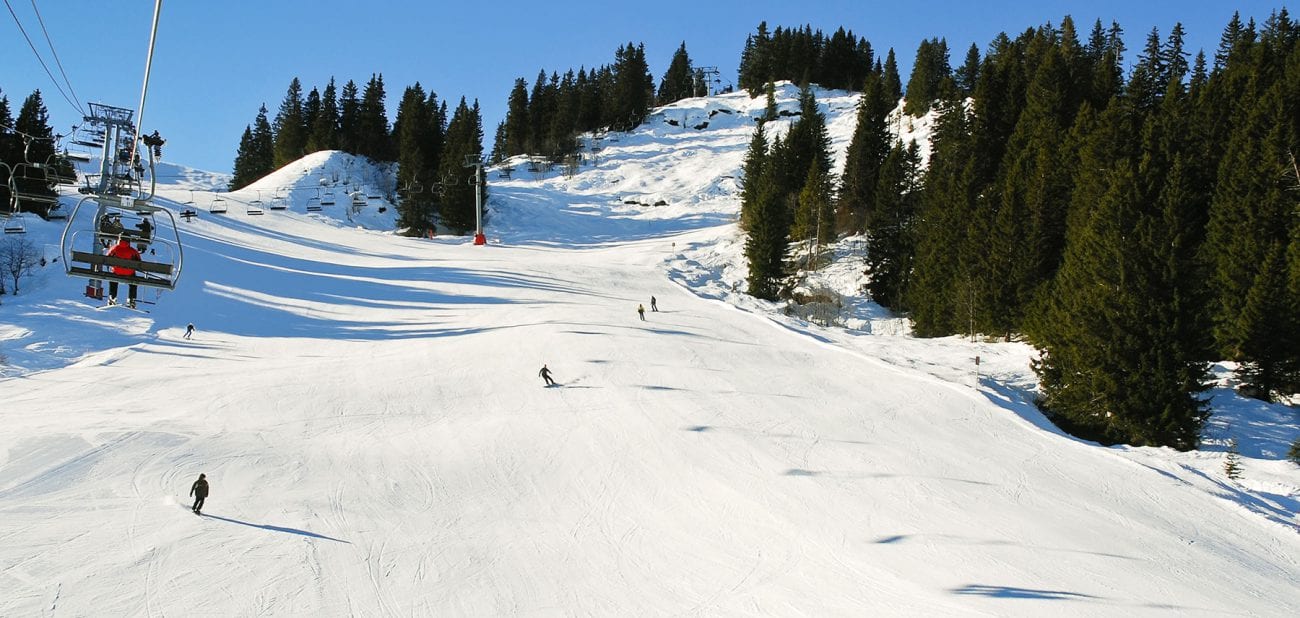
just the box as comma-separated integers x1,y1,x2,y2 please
305,197,322,212
320,190,336,206
209,193,228,214
59,194,184,296
2,213,26,234
246,191,264,215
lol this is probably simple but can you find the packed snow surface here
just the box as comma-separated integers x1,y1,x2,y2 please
1,84,1297,616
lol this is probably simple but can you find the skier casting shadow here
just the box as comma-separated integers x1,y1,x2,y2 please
539,364,556,387
190,473,209,515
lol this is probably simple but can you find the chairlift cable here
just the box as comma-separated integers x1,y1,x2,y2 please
27,0,85,115
128,0,163,176
1,0,82,116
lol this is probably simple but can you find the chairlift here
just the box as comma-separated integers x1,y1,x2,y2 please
246,191,265,215
269,196,287,211
2,213,26,234
209,193,228,214
320,189,336,206
306,197,322,212
59,194,184,296
46,201,69,220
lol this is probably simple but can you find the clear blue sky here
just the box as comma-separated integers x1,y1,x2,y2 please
1,1,1287,173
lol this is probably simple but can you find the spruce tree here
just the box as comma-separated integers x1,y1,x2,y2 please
337,80,361,155
308,78,339,152
865,142,922,310
358,74,392,161
791,161,833,263
437,98,485,233
907,98,977,336
882,49,903,104
503,77,530,157
1223,438,1243,480
954,43,981,96
303,87,321,147
903,38,952,115
738,121,768,231
11,90,57,217
658,42,696,105
611,43,654,131
1206,87,1297,398
229,126,258,190
394,83,439,234
744,163,788,300
836,74,891,235
272,77,307,168
250,104,275,179
0,93,15,209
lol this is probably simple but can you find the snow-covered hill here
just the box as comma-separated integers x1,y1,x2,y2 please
1,84,1297,616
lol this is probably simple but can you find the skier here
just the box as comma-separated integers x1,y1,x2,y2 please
637,304,646,321
106,236,141,308
184,323,195,339
650,296,658,312
136,217,153,241
539,364,556,386
189,473,209,515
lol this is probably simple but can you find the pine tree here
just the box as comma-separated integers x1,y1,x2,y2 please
864,141,922,310
907,98,977,336
0,93,15,209
882,49,903,104
11,90,57,217
738,121,768,231
903,38,952,115
1223,438,1243,480
437,98,485,233
250,104,275,179
394,83,439,234
303,87,321,147
337,80,361,154
358,74,392,161
503,77,530,157
229,126,258,190
791,161,833,263
658,42,696,105
744,164,788,300
836,74,891,235
307,78,339,152
273,77,307,168
1206,86,1297,399
611,43,654,131
1032,154,1209,450
954,43,981,96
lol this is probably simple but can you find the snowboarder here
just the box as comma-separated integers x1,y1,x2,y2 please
106,236,141,308
184,323,195,339
650,296,658,312
539,364,555,386
637,304,646,321
189,473,209,515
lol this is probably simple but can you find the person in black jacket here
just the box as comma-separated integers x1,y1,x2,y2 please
190,473,209,514
539,364,556,386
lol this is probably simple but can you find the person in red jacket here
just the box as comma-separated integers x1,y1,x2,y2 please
106,236,141,307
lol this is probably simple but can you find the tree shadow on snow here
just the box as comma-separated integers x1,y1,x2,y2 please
202,513,350,543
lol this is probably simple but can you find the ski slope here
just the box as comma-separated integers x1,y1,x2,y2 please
1,85,1298,616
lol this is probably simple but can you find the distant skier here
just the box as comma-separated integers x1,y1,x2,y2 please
637,304,646,321
189,473,209,515
650,296,658,312
539,364,556,387
184,323,195,339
